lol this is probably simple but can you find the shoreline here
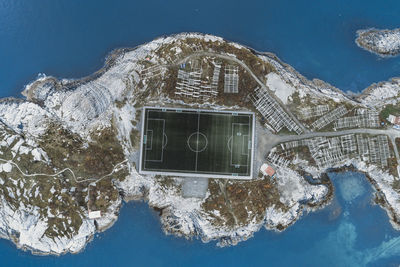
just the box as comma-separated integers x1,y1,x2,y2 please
355,28,400,58
1,32,400,256
20,32,397,105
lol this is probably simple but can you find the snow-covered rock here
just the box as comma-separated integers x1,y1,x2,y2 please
356,28,400,56
266,72,296,104
0,32,399,256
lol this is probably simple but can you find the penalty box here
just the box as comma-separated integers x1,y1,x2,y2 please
139,107,255,179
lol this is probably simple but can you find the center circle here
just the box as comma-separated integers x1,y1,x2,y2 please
187,132,208,153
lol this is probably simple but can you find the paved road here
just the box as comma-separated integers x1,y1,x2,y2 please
175,51,309,134
170,51,400,164
258,127,400,164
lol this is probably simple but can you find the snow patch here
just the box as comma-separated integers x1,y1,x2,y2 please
266,72,295,104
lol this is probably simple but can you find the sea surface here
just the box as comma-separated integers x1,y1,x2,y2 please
1,0,400,266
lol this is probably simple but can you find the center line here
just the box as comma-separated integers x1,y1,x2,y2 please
195,112,200,172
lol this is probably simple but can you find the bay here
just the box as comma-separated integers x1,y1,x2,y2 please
1,0,400,266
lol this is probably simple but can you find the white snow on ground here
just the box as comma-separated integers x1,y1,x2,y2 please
0,32,399,255
293,156,400,231
11,139,24,153
375,32,400,53
0,163,12,173
275,167,327,206
264,206,297,229
28,33,227,137
0,197,96,255
147,178,265,247
263,166,328,230
31,148,42,161
357,28,400,56
260,53,356,106
0,185,121,255
359,78,400,108
353,160,400,227
0,135,16,148
114,167,148,200
115,163,329,247
372,32,400,54
94,195,122,232
113,104,137,154
266,72,295,104
0,101,50,137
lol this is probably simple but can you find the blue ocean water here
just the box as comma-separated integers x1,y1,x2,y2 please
3,172,400,267
1,0,400,96
1,0,400,266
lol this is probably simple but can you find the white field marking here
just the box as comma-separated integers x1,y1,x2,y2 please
142,106,254,116
162,133,168,149
139,107,255,178
242,135,249,156
144,118,165,163
195,112,200,171
138,166,247,176
145,130,153,150
187,132,208,153
227,136,233,152
230,123,250,167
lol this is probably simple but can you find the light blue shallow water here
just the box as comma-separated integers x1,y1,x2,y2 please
1,0,400,266
3,172,399,267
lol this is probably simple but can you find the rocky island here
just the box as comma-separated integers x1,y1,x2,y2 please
1,33,400,255
356,28,400,56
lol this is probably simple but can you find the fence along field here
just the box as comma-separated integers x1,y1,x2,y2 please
139,107,255,179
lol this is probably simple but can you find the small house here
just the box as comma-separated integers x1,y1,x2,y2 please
388,115,400,125
260,163,275,178
88,210,102,219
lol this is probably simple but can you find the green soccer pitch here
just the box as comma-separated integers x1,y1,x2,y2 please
139,107,255,179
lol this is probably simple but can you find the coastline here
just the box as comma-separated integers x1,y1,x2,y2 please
355,28,400,57
0,32,400,256
21,32,393,104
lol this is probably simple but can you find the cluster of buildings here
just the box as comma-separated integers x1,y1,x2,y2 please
251,88,303,134
300,105,330,120
211,62,222,92
388,114,400,130
174,60,241,99
306,136,351,168
140,65,166,79
174,59,220,99
224,65,239,93
168,54,397,179
282,133,391,169
388,115,400,125
334,108,379,129
267,152,291,168
311,106,348,130
364,135,391,167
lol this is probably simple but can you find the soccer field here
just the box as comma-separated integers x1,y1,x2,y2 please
139,107,255,179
